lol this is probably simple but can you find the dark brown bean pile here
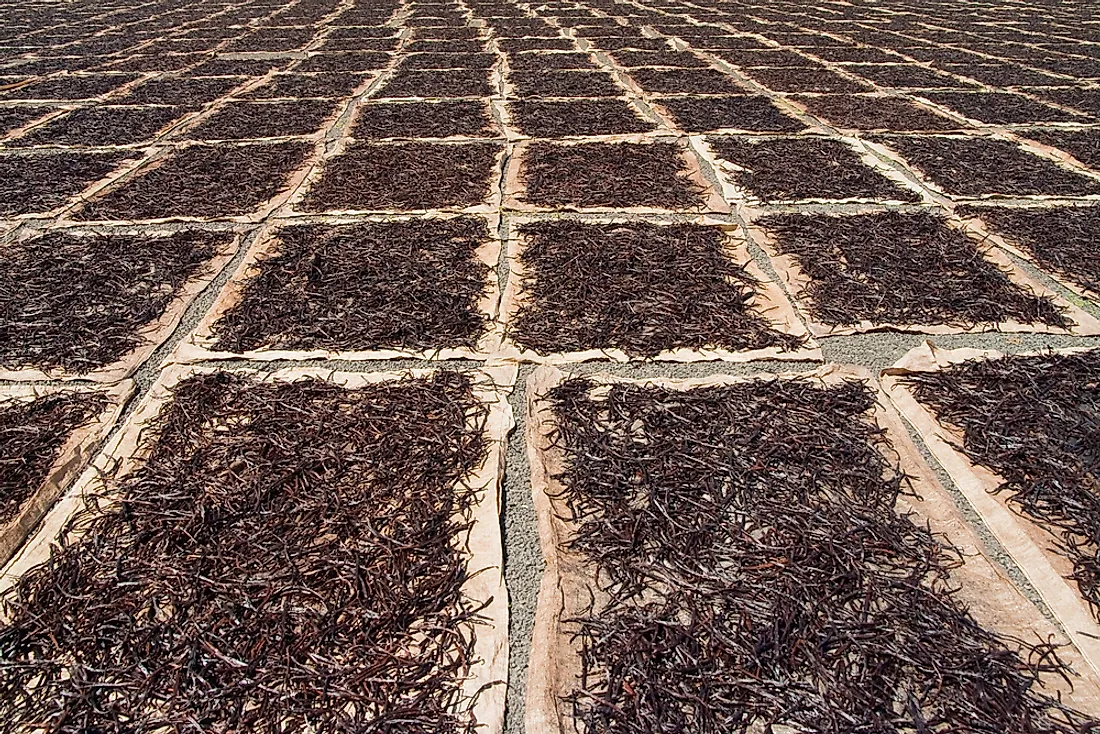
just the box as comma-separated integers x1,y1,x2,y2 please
190,57,285,76
0,108,51,137
184,100,339,140
847,63,970,89
302,141,500,210
509,52,597,71
296,51,391,72
0,230,226,373
212,217,491,353
13,106,185,147
1026,128,1100,170
509,70,622,97
545,375,1095,734
116,77,247,107
379,68,493,97
878,135,1100,197
760,211,1069,329
352,100,496,139
0,392,107,524
510,99,654,137
920,91,1084,124
709,136,918,201
746,66,871,93
795,94,960,131
2,74,140,101
0,151,133,216
963,204,1100,298
76,142,313,220
905,350,1100,615
0,370,492,733
627,67,745,94
519,142,703,209
657,95,804,132
245,72,367,99
510,220,803,356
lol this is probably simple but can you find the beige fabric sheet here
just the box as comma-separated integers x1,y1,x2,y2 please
526,363,1100,733
502,136,731,215
696,132,927,207
494,215,821,364
172,212,505,364
882,341,1100,676
746,214,1100,337
0,364,516,734
282,136,507,217
0,230,239,383
0,379,132,566
68,140,324,225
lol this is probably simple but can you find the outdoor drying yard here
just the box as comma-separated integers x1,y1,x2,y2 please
1,0,1100,729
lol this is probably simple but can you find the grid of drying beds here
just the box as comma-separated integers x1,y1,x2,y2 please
2,347,1100,731
4,0,1100,728
4,0,1100,383
4,0,1100,300
6,38,1100,373
6,91,1100,223
3,208,1100,386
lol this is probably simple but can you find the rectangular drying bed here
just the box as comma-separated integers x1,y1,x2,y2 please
526,364,1100,733
883,342,1100,676
0,364,514,733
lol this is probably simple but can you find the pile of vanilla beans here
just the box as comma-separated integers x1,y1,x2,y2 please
547,375,1093,733
0,370,492,733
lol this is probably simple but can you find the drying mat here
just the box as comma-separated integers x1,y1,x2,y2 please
525,363,1100,733
0,229,239,383
163,98,349,146
883,342,1100,675
501,135,730,215
172,213,504,364
695,133,925,207
3,150,149,222
68,139,322,225
746,211,1100,338
0,362,515,734
0,379,131,567
0,109,75,144
4,107,198,151
1019,134,1100,181
372,62,505,103
861,135,1100,206
0,73,148,106
282,136,506,217
494,215,820,364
